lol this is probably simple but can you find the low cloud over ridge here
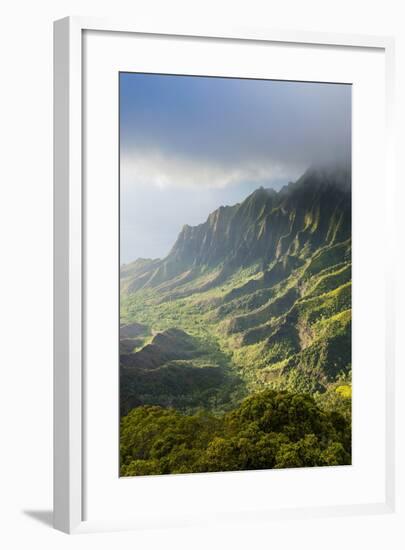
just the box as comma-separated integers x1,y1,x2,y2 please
120,74,351,191
120,73,351,262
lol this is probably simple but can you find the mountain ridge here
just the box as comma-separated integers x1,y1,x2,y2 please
121,165,351,295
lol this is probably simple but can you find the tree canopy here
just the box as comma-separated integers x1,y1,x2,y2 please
120,389,351,476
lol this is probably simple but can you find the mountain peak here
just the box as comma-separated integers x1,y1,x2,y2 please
299,163,351,187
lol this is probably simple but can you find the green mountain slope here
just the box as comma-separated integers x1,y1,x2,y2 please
120,166,351,416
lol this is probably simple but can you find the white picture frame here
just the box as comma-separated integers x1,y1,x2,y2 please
53,16,396,534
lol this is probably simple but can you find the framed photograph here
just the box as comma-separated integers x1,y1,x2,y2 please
54,17,396,533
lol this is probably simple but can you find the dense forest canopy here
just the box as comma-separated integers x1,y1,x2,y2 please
120,389,351,475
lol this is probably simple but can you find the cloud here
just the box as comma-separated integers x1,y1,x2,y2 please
120,77,351,192
119,74,351,262
120,148,305,190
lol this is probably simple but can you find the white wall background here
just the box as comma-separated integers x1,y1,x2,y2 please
0,1,403,548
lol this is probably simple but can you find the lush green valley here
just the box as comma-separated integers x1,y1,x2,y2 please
119,166,352,475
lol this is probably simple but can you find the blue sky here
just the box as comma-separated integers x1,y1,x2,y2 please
120,73,351,264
